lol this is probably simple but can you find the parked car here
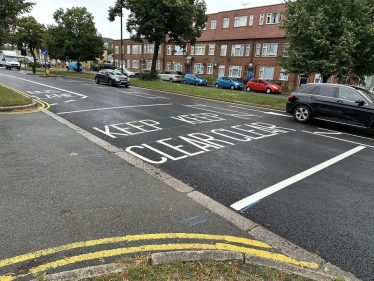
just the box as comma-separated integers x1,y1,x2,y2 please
246,79,282,94
134,69,156,78
286,83,374,128
95,69,130,87
99,63,116,70
183,74,207,86
215,76,243,90
158,70,184,82
68,62,83,71
115,68,135,77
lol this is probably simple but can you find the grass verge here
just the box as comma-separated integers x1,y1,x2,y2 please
0,84,32,106
22,67,96,80
84,256,314,281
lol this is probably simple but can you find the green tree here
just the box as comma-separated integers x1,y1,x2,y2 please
11,16,44,73
45,7,104,71
107,44,113,56
108,0,208,74
280,0,374,83
0,0,34,45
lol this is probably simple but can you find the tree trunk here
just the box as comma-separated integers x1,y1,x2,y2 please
31,50,36,74
77,57,80,72
151,42,160,74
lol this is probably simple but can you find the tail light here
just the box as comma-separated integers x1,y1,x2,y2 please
288,94,295,99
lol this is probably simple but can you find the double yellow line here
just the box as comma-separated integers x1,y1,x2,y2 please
0,233,318,281
0,83,50,113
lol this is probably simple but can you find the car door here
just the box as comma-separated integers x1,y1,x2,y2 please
98,70,106,82
250,79,258,91
333,87,372,127
187,74,193,84
304,85,336,118
258,80,267,92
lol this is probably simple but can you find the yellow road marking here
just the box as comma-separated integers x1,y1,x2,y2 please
0,242,318,281
0,233,270,268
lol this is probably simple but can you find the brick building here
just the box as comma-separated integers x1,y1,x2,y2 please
113,4,301,90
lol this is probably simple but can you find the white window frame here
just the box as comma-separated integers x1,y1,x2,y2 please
195,44,205,55
146,44,154,54
231,44,244,56
132,60,139,68
207,63,213,74
255,44,261,56
262,43,278,57
208,44,215,55
127,45,130,54
158,45,161,54
147,60,152,69
115,46,119,54
115,59,119,67
259,14,264,25
156,60,161,70
234,16,247,27
175,45,184,55
249,15,254,26
266,12,282,24
259,66,275,79
279,68,289,81
223,18,229,28
132,45,139,55
174,62,182,71
127,60,131,68
202,23,206,31
218,65,225,77
211,20,217,30
167,62,172,70
245,44,251,56
229,66,242,78
167,45,172,55
191,45,194,56
220,45,227,56
194,63,204,74
121,46,124,54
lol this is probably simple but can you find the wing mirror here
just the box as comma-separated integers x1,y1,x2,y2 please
355,100,365,106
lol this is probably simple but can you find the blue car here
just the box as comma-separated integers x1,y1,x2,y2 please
215,76,243,90
68,62,83,71
183,74,207,86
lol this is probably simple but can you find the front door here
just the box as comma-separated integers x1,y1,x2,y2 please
299,76,308,86
247,69,253,80
186,65,191,74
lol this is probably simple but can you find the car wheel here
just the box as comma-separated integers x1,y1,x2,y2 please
183,80,187,84
17,68,20,71
108,79,112,87
95,77,100,84
294,105,312,123
230,85,235,90
266,88,272,94
195,81,199,86
246,86,251,92
169,78,173,83
215,83,219,88
125,84,129,88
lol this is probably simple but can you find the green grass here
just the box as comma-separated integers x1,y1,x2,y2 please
85,257,315,281
0,84,32,106
22,67,96,80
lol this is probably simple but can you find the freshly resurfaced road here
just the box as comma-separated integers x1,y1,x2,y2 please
1,68,373,280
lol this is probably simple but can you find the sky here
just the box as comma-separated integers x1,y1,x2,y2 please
26,0,283,40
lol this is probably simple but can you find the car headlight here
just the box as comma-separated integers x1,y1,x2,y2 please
113,77,120,81
272,85,278,89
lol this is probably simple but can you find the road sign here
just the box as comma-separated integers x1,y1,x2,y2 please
42,49,48,55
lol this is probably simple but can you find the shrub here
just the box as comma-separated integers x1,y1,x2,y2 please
139,72,159,81
27,62,41,68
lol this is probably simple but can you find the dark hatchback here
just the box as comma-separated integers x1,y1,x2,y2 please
95,69,130,87
286,83,374,129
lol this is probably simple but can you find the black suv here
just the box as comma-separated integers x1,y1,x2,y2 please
286,83,374,129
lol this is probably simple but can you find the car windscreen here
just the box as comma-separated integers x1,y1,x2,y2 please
354,87,374,103
230,78,239,82
5,56,17,62
196,75,203,79
112,71,123,75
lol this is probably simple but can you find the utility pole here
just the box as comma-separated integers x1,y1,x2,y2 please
120,0,123,74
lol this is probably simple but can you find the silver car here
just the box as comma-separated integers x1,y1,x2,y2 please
157,70,184,82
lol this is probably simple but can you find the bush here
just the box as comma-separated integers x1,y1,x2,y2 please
204,77,216,85
139,72,159,81
27,62,41,68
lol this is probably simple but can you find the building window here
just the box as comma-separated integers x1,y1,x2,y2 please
194,63,204,74
283,43,290,57
132,60,139,68
158,45,161,53
146,44,154,54
156,60,160,70
132,45,141,54
127,45,130,54
191,45,194,55
314,74,322,83
229,66,242,78
147,60,152,69
195,44,205,55
255,44,261,56
115,46,119,54
167,62,171,70
220,45,227,56
259,14,264,25
231,44,244,56
167,45,172,55
121,46,124,54
208,44,215,55
115,60,119,67
174,62,182,71
211,20,216,29
218,65,225,76
207,63,213,74
262,43,278,57
202,23,206,30
234,16,247,27
249,15,254,26
279,68,289,81
259,66,275,79
175,45,184,55
245,44,251,56
127,60,131,68
223,18,229,28
266,12,282,24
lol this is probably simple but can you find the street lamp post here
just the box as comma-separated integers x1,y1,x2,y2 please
120,1,123,74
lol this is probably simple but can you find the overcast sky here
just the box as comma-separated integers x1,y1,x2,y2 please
26,0,283,40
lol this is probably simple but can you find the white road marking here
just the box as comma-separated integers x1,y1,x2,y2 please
116,90,170,100
264,112,292,117
317,127,374,141
182,104,261,119
231,145,366,211
64,100,76,103
0,74,88,99
57,103,173,115
49,103,59,106
228,105,269,113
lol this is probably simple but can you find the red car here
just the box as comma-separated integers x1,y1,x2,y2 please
245,79,282,94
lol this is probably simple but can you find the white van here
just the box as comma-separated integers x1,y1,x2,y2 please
0,51,21,70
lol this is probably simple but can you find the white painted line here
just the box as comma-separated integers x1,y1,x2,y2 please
231,145,366,211
182,104,262,119
228,105,269,113
64,100,76,103
264,112,292,117
317,127,374,141
0,73,88,99
302,130,374,149
56,103,173,115
49,103,59,106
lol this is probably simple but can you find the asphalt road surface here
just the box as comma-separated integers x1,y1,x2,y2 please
1,68,373,280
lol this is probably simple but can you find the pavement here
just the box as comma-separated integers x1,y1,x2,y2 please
0,68,367,281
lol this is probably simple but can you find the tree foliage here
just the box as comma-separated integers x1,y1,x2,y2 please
108,0,208,73
45,7,104,70
0,0,34,45
11,16,44,73
280,0,374,82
